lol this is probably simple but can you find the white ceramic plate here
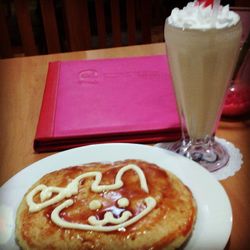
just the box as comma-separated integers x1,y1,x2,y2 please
0,143,232,250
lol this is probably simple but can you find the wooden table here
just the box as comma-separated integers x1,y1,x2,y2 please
0,43,249,249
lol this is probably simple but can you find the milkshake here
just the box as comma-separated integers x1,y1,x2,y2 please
164,1,242,171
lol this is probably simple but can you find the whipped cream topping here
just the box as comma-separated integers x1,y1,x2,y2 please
167,1,240,30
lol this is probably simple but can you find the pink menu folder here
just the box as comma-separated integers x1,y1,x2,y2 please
34,55,180,152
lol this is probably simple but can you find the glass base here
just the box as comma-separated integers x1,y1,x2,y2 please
164,138,229,172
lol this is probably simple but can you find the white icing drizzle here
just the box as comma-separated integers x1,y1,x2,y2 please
89,200,102,210
117,197,129,208
51,197,156,232
26,164,157,232
88,211,132,226
26,164,148,212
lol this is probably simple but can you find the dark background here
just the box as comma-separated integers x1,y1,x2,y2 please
1,0,247,56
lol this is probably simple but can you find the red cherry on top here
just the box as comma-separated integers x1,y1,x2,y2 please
197,0,214,7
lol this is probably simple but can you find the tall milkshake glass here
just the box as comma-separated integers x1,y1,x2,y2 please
164,1,242,171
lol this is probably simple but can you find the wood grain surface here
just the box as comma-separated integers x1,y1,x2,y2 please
0,43,249,249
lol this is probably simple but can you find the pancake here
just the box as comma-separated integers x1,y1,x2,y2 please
15,159,197,250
